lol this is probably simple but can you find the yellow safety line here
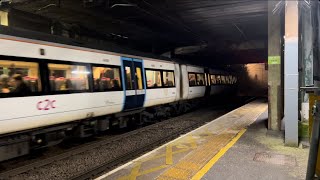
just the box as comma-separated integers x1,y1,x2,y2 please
191,128,247,180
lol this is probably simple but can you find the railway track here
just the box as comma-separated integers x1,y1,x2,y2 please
0,97,255,180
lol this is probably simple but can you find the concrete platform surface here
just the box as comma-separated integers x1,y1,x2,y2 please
96,100,268,180
202,111,309,180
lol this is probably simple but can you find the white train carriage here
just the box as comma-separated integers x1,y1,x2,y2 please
0,35,125,136
180,64,206,100
143,58,180,107
0,33,237,162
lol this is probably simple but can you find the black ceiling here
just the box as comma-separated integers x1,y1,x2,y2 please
4,0,268,66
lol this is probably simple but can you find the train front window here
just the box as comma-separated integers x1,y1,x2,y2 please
163,71,175,87
196,74,205,86
48,63,89,91
0,60,41,94
92,66,122,91
146,70,162,88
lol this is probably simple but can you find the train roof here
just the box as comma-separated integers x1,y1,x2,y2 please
0,26,233,73
0,26,178,63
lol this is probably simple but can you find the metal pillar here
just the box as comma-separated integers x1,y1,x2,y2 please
283,0,299,147
268,0,282,131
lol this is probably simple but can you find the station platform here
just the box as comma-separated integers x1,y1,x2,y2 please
96,100,308,180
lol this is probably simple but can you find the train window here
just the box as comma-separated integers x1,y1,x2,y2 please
0,60,41,95
163,71,175,87
125,66,133,90
136,67,143,90
206,74,210,85
196,74,205,86
48,63,89,91
221,75,226,84
229,75,233,84
188,73,196,86
210,75,216,85
225,76,230,84
216,75,221,84
146,70,162,88
233,76,238,84
92,66,122,91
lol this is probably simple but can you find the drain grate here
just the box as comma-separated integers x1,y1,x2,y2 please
253,152,297,166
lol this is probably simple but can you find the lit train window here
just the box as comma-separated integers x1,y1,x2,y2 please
146,70,162,88
216,75,221,84
48,63,89,91
221,75,226,84
210,75,216,84
233,76,238,84
136,67,143,90
228,75,233,84
163,71,175,87
0,60,41,94
188,73,196,86
225,76,230,84
125,66,133,90
196,74,205,86
92,66,121,91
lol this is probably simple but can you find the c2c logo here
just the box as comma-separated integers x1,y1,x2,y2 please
37,99,56,110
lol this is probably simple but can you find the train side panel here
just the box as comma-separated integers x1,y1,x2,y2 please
143,59,177,107
186,65,205,99
0,92,123,135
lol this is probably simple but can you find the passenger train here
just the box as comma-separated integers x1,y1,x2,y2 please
0,32,237,161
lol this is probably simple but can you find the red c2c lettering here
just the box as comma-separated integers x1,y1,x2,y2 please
37,99,57,110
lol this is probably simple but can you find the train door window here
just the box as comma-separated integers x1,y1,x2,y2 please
163,71,175,87
196,73,205,86
188,73,196,86
136,67,143,90
146,70,162,88
210,75,216,85
48,63,89,91
125,66,133,90
0,60,41,95
216,75,221,84
92,66,122,91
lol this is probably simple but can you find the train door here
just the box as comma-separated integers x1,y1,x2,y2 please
204,68,211,97
121,57,146,111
